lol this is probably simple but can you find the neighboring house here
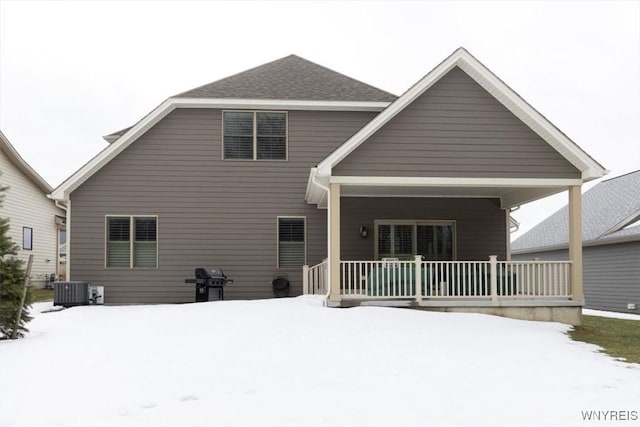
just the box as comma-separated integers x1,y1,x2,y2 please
0,131,66,287
51,48,606,324
512,171,640,314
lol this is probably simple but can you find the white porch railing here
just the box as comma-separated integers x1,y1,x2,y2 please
496,261,571,298
338,257,572,300
303,260,328,295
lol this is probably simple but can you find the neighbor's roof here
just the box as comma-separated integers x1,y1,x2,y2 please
512,170,640,252
174,54,397,102
0,130,53,194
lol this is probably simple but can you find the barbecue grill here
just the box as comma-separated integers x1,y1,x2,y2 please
185,268,233,302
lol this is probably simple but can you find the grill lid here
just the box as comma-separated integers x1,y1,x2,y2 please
195,268,227,279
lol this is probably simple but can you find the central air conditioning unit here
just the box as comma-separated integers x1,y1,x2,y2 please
54,282,105,307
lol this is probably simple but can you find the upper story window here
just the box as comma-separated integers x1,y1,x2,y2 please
223,111,287,160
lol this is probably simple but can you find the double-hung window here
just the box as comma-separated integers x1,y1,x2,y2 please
223,111,287,160
106,216,158,268
277,217,305,267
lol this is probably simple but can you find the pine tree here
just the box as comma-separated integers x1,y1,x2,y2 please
0,183,33,339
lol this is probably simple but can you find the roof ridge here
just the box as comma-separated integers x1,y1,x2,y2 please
172,54,298,98
172,54,396,102
285,55,397,99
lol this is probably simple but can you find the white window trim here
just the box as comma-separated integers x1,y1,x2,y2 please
105,215,159,269
276,216,306,268
373,219,457,260
222,110,288,161
23,227,33,251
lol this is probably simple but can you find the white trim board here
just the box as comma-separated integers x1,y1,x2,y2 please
329,176,582,187
316,47,607,181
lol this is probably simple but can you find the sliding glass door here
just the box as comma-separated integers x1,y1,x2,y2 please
376,221,455,261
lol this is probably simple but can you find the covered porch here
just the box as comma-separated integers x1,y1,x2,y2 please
304,178,585,324
299,48,608,325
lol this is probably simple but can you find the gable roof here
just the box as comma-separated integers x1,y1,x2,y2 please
52,56,395,200
0,130,53,194
317,47,606,181
101,55,396,145
175,55,397,102
512,170,640,252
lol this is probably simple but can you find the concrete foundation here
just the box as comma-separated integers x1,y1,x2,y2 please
333,299,584,325
415,306,583,325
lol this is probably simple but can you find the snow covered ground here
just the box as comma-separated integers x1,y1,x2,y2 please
1,297,639,427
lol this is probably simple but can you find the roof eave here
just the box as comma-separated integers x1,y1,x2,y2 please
0,130,53,194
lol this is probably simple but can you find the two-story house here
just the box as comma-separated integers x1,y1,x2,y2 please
50,48,606,324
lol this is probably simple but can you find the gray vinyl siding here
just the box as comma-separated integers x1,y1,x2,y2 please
341,197,507,260
333,67,581,179
512,241,640,313
70,108,376,303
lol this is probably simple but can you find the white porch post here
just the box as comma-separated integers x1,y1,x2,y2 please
414,255,422,302
568,185,584,301
329,183,342,303
489,255,498,301
302,264,309,295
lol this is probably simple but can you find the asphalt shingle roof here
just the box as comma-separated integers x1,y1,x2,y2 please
512,170,640,252
174,54,397,102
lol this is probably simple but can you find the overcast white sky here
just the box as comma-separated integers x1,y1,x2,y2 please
1,1,638,238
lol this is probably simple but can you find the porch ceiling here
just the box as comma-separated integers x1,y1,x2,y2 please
339,184,567,209
305,168,578,209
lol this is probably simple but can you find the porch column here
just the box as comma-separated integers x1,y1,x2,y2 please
568,185,584,301
329,183,342,303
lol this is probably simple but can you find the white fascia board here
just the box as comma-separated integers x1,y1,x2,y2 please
329,176,582,188
51,98,176,201
172,98,390,112
318,47,606,180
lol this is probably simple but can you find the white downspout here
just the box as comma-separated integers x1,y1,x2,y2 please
54,200,67,211
311,170,332,304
